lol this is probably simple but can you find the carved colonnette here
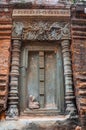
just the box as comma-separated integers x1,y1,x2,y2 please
61,40,76,113
7,40,21,118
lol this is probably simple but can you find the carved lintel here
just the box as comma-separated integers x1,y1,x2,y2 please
12,21,70,40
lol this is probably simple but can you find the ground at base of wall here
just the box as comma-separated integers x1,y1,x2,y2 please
0,116,78,130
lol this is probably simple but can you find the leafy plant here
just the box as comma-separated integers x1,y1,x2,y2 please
73,0,86,3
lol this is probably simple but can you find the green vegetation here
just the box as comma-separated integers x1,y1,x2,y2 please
73,0,86,3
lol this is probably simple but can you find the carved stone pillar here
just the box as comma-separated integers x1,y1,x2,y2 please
61,40,76,114
6,39,21,119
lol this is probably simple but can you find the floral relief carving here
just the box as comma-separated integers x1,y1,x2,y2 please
23,21,70,40
12,21,70,40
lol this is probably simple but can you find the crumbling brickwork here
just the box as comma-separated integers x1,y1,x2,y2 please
72,39,86,111
71,5,86,129
0,7,12,114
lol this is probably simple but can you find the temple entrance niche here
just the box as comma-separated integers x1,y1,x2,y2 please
8,9,76,118
20,41,64,115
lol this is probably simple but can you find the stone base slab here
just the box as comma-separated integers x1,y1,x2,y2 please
0,116,78,130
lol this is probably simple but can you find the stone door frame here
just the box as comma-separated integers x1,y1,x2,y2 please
7,9,76,118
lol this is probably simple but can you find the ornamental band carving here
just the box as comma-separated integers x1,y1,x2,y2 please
12,21,70,40
13,9,70,17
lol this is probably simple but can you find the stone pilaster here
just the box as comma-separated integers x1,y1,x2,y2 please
6,39,21,119
61,40,76,114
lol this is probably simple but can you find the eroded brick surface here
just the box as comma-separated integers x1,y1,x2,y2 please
71,5,86,128
0,8,12,112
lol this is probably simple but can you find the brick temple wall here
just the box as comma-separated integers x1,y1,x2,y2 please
71,5,86,129
0,7,12,119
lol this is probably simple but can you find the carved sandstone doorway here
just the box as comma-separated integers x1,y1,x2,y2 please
7,9,76,118
20,41,64,116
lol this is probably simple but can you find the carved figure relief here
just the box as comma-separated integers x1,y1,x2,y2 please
12,21,70,40
28,95,40,109
23,22,70,40
12,22,24,37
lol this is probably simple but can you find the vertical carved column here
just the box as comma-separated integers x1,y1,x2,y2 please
7,39,21,119
61,40,76,114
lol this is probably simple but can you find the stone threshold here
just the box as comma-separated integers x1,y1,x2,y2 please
0,115,78,130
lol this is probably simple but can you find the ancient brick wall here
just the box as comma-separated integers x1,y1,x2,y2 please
71,5,86,129
0,7,12,117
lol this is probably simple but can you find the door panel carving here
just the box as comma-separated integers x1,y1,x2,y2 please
20,42,64,115
45,52,56,109
27,52,39,104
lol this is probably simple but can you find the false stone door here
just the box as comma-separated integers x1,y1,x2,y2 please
20,42,64,116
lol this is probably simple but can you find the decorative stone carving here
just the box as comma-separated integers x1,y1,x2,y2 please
61,40,76,114
23,22,70,40
7,40,21,118
12,9,70,17
28,95,40,109
12,22,24,37
12,21,70,40
6,105,18,118
11,18,75,116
